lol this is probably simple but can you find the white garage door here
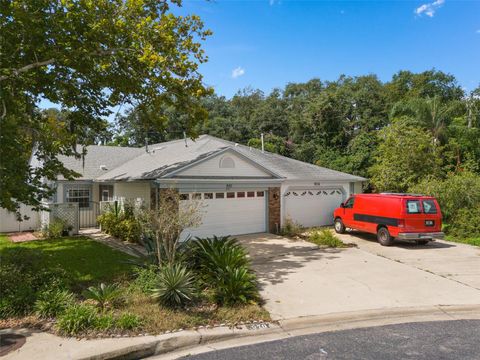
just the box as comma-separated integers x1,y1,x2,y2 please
181,190,267,239
284,189,344,228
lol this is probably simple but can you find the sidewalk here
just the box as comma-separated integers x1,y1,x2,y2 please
3,305,480,360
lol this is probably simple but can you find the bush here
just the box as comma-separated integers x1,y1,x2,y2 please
116,312,142,331
132,266,160,293
279,217,304,237
190,236,249,281
94,312,116,331
0,248,69,318
151,264,196,307
309,230,345,248
97,211,142,243
34,289,75,318
42,218,66,239
215,267,258,306
449,206,480,239
410,172,480,223
56,303,97,336
190,236,259,305
83,283,121,310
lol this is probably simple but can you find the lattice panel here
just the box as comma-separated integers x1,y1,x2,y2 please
50,203,79,234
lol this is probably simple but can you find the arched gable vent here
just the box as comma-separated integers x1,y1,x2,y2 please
219,155,235,168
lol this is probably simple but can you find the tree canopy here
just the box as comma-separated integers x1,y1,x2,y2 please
0,0,212,215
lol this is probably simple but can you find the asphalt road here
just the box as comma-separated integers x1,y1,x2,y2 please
181,320,480,360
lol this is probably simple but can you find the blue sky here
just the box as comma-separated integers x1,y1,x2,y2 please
182,0,480,98
39,0,479,110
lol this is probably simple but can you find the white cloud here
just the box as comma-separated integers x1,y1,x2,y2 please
415,0,445,17
231,66,245,79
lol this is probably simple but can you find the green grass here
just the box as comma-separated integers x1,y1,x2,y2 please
307,229,346,248
445,235,480,247
0,235,134,286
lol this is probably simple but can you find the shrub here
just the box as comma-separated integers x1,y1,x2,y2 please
0,248,69,318
116,312,142,330
34,289,75,318
56,303,97,336
279,217,304,237
83,283,121,310
449,206,480,239
410,171,480,223
94,312,116,331
189,236,258,305
97,212,142,243
190,236,249,281
42,218,66,239
215,267,258,306
309,230,345,248
151,264,196,307
132,266,160,293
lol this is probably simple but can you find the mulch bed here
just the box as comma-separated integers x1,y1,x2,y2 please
7,232,40,243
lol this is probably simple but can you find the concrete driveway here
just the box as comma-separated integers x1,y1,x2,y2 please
237,233,480,321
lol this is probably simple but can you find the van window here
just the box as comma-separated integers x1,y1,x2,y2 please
406,200,421,214
422,200,437,214
344,197,355,209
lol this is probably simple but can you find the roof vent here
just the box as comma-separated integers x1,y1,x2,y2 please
235,143,239,147
100,165,108,171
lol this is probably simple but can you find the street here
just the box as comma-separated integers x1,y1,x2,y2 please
180,320,480,360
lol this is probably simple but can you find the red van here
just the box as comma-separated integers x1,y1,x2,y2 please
333,193,444,246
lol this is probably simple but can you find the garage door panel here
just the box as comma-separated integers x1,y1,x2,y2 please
181,192,266,239
284,189,343,228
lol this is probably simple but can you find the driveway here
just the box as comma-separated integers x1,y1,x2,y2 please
237,233,480,321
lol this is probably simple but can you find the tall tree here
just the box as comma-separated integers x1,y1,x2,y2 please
0,0,211,215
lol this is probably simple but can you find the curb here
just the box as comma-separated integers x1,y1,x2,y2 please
69,305,480,360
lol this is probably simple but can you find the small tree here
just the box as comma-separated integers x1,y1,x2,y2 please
142,189,203,266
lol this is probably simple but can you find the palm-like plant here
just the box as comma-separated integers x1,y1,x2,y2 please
151,264,195,307
82,283,120,310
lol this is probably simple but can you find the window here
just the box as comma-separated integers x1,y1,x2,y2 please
256,191,264,197
204,193,213,200
192,193,202,200
179,194,189,201
247,191,255,198
215,193,225,199
66,187,91,208
227,192,235,198
422,200,437,214
343,197,355,209
406,200,421,214
237,191,245,198
219,156,235,168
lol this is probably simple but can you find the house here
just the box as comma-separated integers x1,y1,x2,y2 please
0,135,366,236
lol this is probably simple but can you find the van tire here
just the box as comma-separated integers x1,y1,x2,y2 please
334,218,346,234
377,227,394,246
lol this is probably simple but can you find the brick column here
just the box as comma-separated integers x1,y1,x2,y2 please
268,187,281,233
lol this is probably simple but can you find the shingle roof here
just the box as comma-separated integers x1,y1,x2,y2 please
57,145,144,180
60,135,367,182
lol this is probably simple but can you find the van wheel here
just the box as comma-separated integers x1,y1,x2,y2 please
334,218,346,234
377,227,394,246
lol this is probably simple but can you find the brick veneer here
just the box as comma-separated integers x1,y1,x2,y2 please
268,187,281,233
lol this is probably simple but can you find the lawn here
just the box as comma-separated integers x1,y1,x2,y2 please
0,235,134,286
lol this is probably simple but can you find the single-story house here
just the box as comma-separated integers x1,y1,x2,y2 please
1,135,366,236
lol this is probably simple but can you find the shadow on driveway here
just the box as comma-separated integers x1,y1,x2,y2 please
237,234,343,288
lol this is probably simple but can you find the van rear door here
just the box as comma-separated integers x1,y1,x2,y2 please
402,198,442,232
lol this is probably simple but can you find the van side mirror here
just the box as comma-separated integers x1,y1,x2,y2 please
340,203,345,208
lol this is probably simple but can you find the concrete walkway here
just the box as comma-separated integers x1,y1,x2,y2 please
237,233,480,321
80,228,147,257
